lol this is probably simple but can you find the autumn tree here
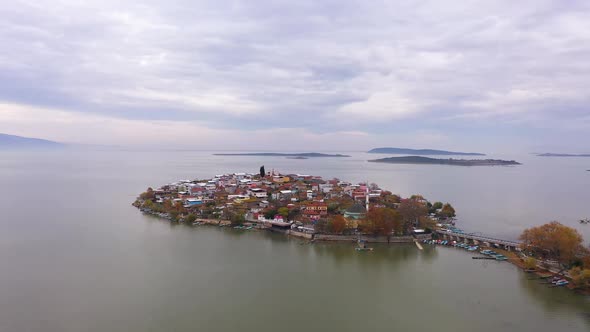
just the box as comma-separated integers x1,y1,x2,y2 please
519,221,585,268
328,215,347,234
439,203,456,218
140,187,156,200
569,267,590,289
360,207,401,236
381,193,401,208
397,198,428,232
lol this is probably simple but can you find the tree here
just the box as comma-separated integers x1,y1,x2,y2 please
432,202,443,210
260,165,265,177
440,203,456,218
524,257,537,270
519,221,585,268
315,218,329,233
140,187,156,200
185,214,197,224
360,207,401,236
230,213,245,226
569,267,590,289
277,207,289,218
397,198,428,232
328,215,347,234
263,208,278,220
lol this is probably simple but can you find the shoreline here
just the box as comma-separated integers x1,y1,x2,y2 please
141,209,432,243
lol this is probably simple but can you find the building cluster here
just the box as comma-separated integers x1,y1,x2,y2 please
147,170,389,230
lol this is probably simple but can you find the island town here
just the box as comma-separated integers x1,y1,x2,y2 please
133,166,590,293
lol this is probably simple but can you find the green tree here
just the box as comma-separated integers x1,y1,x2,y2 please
432,202,443,210
260,165,265,177
278,207,289,218
524,257,537,270
185,214,197,224
230,213,246,226
264,208,278,220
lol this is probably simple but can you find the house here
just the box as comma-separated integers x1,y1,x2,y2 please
184,198,203,207
301,202,328,220
272,175,290,183
248,187,268,198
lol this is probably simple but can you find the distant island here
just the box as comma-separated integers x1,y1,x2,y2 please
0,133,64,149
537,153,590,157
368,156,520,166
214,152,350,157
286,156,309,159
368,147,485,156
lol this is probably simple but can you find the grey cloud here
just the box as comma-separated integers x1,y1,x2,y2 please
1,0,590,149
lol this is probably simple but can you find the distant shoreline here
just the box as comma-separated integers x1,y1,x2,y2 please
368,147,485,156
213,152,351,157
537,153,590,157
369,156,521,166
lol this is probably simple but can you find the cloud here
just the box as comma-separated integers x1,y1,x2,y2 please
1,0,590,150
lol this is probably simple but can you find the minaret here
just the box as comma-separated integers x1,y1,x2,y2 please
365,181,370,212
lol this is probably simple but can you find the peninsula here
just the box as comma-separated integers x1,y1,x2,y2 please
133,168,589,293
133,169,458,243
537,153,590,157
368,156,521,166
368,147,485,156
214,152,350,157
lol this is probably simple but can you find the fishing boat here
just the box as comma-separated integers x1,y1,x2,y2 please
553,279,569,286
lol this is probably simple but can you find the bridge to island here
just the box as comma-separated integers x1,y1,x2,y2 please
436,230,522,251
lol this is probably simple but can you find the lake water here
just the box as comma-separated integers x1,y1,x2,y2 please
0,149,589,331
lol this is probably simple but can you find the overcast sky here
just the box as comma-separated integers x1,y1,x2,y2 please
1,0,589,152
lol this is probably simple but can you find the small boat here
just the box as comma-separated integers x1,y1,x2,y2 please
495,255,508,261
554,280,569,286
356,239,373,252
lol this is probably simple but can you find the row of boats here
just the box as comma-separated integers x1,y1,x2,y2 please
423,239,508,261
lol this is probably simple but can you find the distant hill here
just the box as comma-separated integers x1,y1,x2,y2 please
537,153,590,157
213,152,350,157
368,156,520,166
0,133,64,149
368,147,485,156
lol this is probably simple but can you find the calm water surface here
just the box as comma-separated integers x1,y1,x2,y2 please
0,149,589,331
